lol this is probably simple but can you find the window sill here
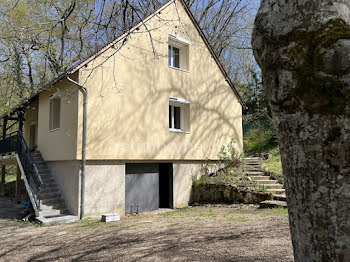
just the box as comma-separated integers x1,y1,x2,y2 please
169,129,190,134
168,66,189,73
48,128,60,133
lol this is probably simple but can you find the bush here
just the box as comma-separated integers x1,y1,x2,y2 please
244,128,277,156
218,138,242,171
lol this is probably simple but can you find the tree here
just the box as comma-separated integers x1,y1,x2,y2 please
252,1,350,261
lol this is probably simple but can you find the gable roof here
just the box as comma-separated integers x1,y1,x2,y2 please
0,0,245,120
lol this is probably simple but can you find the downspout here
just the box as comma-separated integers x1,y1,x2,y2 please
67,75,87,220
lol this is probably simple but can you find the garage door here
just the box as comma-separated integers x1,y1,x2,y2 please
125,164,159,214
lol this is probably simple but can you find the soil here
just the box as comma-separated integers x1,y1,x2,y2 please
0,204,293,262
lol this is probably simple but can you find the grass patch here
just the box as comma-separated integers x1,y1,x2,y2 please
79,219,101,228
263,149,282,175
5,173,16,183
264,207,288,216
162,207,218,219
225,215,248,222
262,147,284,185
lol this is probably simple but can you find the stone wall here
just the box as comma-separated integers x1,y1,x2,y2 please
191,183,273,205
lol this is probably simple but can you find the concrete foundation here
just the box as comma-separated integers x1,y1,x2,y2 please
49,161,81,215
48,160,205,218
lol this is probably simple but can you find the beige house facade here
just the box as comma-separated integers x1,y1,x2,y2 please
4,0,244,219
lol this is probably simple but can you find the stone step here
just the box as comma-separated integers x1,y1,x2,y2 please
273,194,287,201
260,200,287,208
39,209,68,217
242,158,262,161
256,180,278,185
37,215,79,226
263,184,284,189
250,176,269,181
267,189,285,195
243,162,262,165
245,171,264,175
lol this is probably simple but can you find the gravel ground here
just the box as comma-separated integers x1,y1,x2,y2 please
0,204,293,262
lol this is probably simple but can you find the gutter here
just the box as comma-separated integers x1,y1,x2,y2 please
67,75,88,220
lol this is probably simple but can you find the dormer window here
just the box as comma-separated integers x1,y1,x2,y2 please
168,35,189,71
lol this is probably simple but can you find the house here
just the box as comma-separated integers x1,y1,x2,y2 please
0,0,244,223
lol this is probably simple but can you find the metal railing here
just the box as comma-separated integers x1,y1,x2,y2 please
17,131,43,211
0,131,43,211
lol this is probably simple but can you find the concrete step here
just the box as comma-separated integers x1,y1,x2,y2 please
39,209,69,217
41,192,62,200
263,184,284,189
41,201,66,210
37,167,51,173
40,173,53,180
37,215,79,226
245,171,264,176
260,200,287,208
250,176,269,181
256,180,278,185
41,177,55,184
267,189,285,195
40,198,65,206
41,187,59,195
273,194,287,201
42,182,59,189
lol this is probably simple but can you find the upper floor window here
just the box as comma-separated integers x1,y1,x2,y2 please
49,93,61,130
168,35,189,71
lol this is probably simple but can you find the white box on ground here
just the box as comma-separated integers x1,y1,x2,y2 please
101,213,120,222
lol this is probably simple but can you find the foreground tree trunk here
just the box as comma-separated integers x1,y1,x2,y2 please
252,1,350,261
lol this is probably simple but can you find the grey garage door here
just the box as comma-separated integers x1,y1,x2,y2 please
125,163,159,214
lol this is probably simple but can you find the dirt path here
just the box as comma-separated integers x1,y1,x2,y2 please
0,205,293,262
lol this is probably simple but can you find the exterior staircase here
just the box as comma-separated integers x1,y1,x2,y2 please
242,157,287,208
30,150,78,225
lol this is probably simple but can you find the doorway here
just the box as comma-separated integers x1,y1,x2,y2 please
125,163,173,214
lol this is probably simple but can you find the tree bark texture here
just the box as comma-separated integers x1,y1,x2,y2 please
252,1,350,261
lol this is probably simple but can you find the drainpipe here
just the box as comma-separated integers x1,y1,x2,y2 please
67,75,87,220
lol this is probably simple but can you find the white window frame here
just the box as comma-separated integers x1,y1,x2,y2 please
169,97,190,133
49,92,61,131
168,44,182,69
168,34,189,71
169,104,184,132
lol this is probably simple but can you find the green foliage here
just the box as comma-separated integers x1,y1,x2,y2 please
243,128,277,156
262,147,284,186
218,138,242,170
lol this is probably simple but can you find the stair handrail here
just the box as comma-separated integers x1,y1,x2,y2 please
17,131,43,210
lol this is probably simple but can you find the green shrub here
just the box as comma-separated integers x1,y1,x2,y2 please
218,138,242,170
244,128,277,156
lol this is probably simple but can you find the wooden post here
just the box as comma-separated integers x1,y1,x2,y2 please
0,163,5,197
18,111,24,133
0,116,7,197
15,165,21,203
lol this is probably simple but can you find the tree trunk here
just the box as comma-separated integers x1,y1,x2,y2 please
252,1,350,261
